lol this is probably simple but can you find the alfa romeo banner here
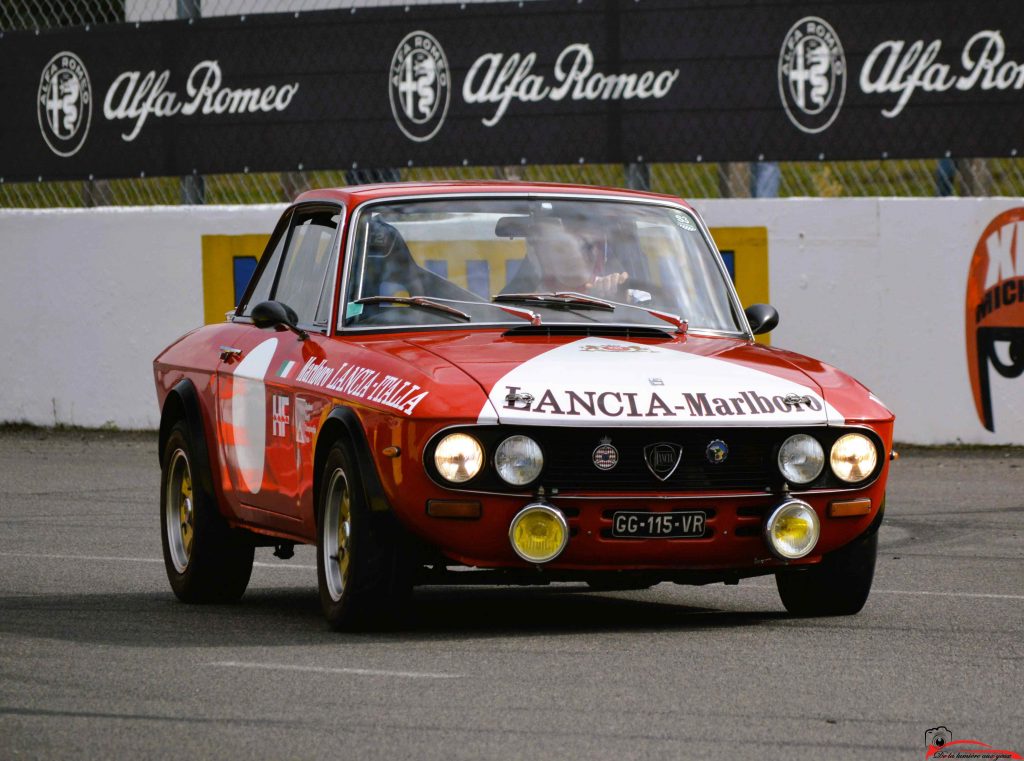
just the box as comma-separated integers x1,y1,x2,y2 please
1,0,1022,181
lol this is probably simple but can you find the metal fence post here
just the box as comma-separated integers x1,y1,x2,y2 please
957,158,993,196
625,163,650,192
718,163,751,198
82,179,110,207
178,0,204,205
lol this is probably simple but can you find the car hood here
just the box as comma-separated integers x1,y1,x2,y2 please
406,332,866,428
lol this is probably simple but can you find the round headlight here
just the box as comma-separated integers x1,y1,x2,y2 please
764,500,820,559
494,435,544,486
830,433,878,483
433,433,484,484
778,434,825,484
509,504,568,564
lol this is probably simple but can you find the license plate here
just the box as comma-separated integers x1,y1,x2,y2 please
611,511,707,539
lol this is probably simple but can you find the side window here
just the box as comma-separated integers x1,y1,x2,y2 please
274,208,342,326
238,215,289,317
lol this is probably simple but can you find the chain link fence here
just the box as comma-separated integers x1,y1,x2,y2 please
3,0,1022,207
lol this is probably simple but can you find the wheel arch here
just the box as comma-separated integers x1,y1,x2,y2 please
159,378,215,501
313,406,392,518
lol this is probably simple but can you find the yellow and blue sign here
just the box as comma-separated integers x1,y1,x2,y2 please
201,234,268,325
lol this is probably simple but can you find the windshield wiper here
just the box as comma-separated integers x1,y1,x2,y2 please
495,291,688,334
492,292,615,311
355,296,471,321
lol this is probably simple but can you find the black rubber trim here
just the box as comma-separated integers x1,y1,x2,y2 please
322,406,391,513
860,494,886,538
160,379,215,503
819,493,886,562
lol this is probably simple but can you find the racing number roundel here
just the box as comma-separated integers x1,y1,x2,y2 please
230,338,278,494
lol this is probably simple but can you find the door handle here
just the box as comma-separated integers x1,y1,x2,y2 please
219,346,243,362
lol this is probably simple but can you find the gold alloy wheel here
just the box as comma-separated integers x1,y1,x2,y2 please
165,448,194,573
323,468,353,602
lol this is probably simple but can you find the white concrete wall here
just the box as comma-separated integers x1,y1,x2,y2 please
1,198,1021,443
0,205,284,429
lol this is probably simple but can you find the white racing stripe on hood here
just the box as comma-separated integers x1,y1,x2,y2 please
479,337,844,427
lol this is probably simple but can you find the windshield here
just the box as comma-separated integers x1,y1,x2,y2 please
341,197,744,334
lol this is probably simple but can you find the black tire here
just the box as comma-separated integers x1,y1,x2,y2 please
316,440,411,630
160,420,254,603
775,530,878,616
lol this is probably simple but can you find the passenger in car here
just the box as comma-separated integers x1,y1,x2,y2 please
502,218,651,303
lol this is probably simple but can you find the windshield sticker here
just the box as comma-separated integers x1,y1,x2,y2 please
296,358,428,415
673,212,698,232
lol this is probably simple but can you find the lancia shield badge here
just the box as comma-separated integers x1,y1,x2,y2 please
706,439,729,464
592,437,619,471
643,442,682,481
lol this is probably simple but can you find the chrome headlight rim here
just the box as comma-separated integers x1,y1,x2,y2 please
777,433,826,485
508,503,569,564
764,499,821,560
494,435,544,486
432,432,485,484
830,432,879,484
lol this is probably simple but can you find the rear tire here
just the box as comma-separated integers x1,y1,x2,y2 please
776,531,878,616
316,440,410,630
160,420,254,603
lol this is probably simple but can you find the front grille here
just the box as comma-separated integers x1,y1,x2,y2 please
425,424,882,494
539,428,778,492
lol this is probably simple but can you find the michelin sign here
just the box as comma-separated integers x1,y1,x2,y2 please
966,208,1024,433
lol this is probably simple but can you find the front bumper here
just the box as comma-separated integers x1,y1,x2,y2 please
400,485,886,576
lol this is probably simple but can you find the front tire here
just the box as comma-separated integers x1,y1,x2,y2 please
316,441,410,630
775,530,878,616
160,420,254,603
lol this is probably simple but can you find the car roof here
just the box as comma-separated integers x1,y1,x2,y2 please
293,181,693,209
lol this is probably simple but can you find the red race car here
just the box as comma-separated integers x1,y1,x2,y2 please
154,182,894,628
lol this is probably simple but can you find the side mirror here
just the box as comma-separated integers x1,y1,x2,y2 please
745,303,779,335
251,300,308,341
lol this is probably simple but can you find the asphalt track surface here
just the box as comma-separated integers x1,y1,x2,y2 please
0,430,1021,760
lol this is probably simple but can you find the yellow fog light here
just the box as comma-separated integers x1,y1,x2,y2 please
764,500,820,560
509,504,568,564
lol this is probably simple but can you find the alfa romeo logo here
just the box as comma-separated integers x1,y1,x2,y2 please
38,51,92,157
389,31,450,143
778,17,846,134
